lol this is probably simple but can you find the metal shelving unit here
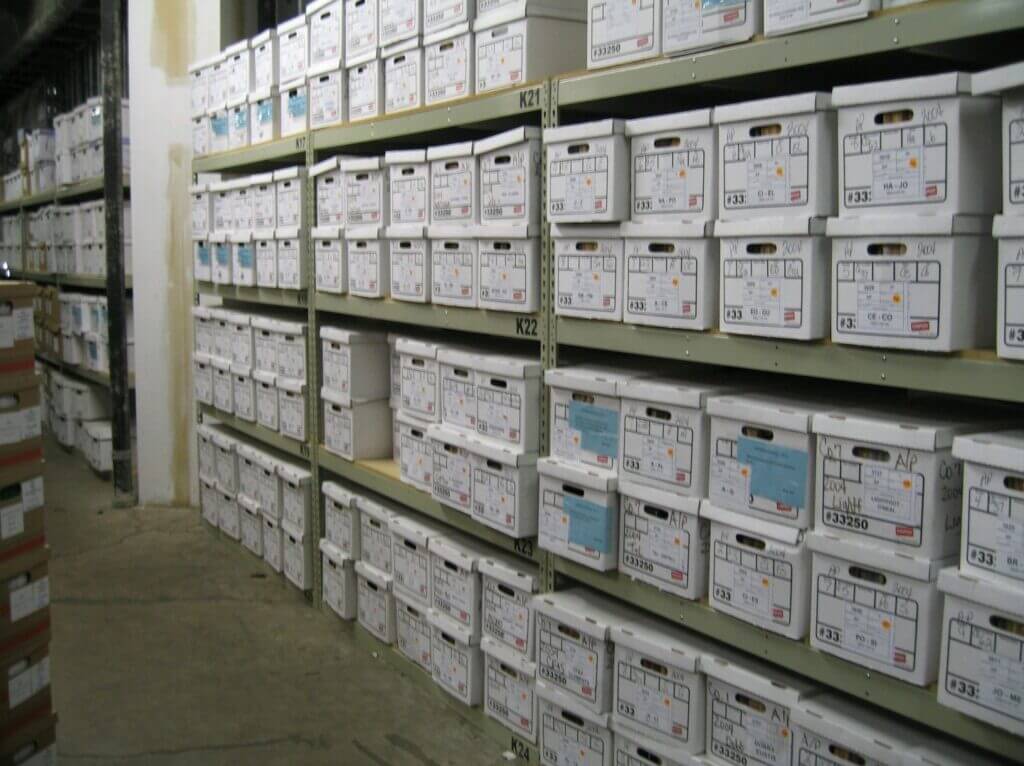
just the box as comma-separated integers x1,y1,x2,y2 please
198,403,309,462
187,2,1024,760
195,281,306,309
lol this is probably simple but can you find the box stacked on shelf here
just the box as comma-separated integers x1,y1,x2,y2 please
53,97,131,186
57,293,134,377
0,215,22,271
46,369,114,473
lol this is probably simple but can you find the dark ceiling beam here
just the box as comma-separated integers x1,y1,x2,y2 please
0,0,88,78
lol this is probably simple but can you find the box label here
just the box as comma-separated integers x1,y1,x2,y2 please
400,428,433,487
723,131,808,212
476,381,523,445
322,343,351,395
432,161,475,222
347,172,384,224
442,372,476,429
549,153,610,217
0,405,41,446
622,408,694,488
257,387,278,431
564,495,615,554
317,175,344,226
538,615,600,703
965,483,1024,582
621,496,694,590
432,633,471,700
836,259,941,338
391,243,428,298
263,526,282,570
432,245,475,302
569,401,620,459
709,686,791,766
589,0,656,61
480,248,529,306
349,246,383,295
482,147,534,221
8,656,49,709
1010,117,1024,207
315,241,343,292
616,651,693,742
391,171,428,224
477,29,524,93
664,0,747,51
311,75,342,127
426,37,470,103
358,578,390,640
433,563,474,628
241,511,262,555
425,0,466,31
945,615,1024,723
557,253,619,314
483,580,530,653
279,28,308,83
279,394,305,440
397,606,431,669
233,378,254,420
627,250,699,320
361,516,393,574
843,121,948,208
325,501,357,554
310,8,342,63
723,256,804,328
385,54,420,113
473,461,519,534
1003,259,1024,348
541,707,604,765
284,537,307,588
822,454,924,544
713,538,792,625
634,142,709,216
257,242,277,287
394,542,430,602
347,0,377,59
433,443,472,511
219,497,240,538
324,560,353,618
380,0,418,42
349,65,380,120
737,437,808,509
276,183,302,228
487,660,534,738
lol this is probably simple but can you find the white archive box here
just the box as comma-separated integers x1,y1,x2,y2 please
277,15,310,85
952,430,1024,587
190,183,213,237
715,92,836,220
430,609,485,705
274,166,307,229
482,636,539,743
323,480,362,557
704,501,811,639
321,539,358,620
828,215,996,352
429,533,485,640
277,376,308,441
429,423,475,514
230,233,255,287
429,141,478,224
479,554,539,658
538,457,619,571
307,0,344,71
388,225,431,302
262,510,284,572
475,352,542,451
254,370,279,431
551,223,624,321
200,477,219,527
812,406,987,559
272,318,307,379
587,0,659,70
249,86,281,144
356,560,398,644
621,221,718,330
193,239,212,282
312,226,345,293
535,588,631,715
279,78,309,138
308,64,346,128
613,732,706,766
476,0,585,26
227,96,250,150
397,337,441,421
211,182,234,232
994,215,1024,360
973,62,1024,217
430,226,478,307
347,0,380,66
257,451,287,521
193,353,213,405
386,149,430,225
383,37,424,114
807,530,954,686
208,108,229,154
545,119,628,223
189,54,215,116
359,496,398,574
397,594,434,671
470,440,539,536
252,29,279,91
477,224,541,313
389,333,402,405
625,109,716,223
252,171,277,228
255,231,278,288
937,567,1024,735
716,216,830,341
707,392,824,529
218,488,241,540
424,24,474,105
278,460,313,534
211,356,234,414
236,442,265,502
619,481,708,601
232,181,257,232
380,0,422,46
547,365,638,471
81,420,113,473
473,15,585,95
239,495,263,558
344,156,389,225
438,347,479,431
348,57,385,121
476,126,542,226
537,679,614,766
790,693,905,766
662,0,759,57
764,0,877,37
231,364,256,421
833,72,1001,217
320,325,390,405
611,616,713,755
397,409,435,491
701,650,816,766
426,0,476,34
312,157,345,226
251,317,278,372
322,388,393,460
391,514,445,607
347,225,389,297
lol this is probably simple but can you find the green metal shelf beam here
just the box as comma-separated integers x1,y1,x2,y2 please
35,352,136,391
318,448,542,564
552,555,1021,761
196,282,308,309
199,403,309,462
315,293,541,341
10,271,132,291
557,318,1024,404
192,137,306,174
10,270,57,285
0,176,130,213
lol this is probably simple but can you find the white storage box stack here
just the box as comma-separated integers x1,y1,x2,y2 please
323,481,362,559
383,37,423,115
384,150,430,302
790,693,905,766
586,0,660,70
424,23,473,105
307,0,346,129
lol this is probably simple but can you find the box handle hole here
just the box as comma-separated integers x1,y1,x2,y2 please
746,243,777,255
567,143,589,155
828,745,867,765
866,243,907,256
735,533,766,550
749,123,781,137
735,693,766,712
563,484,584,497
642,504,668,520
653,136,680,148
848,565,886,585
1005,476,1024,492
557,623,581,639
741,425,773,441
852,445,891,462
640,657,668,676
875,109,913,125
494,155,511,165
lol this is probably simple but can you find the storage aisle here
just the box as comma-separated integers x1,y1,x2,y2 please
42,435,508,765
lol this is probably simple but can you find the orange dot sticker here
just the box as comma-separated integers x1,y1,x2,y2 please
903,479,913,489
586,177,592,187
671,277,680,287
782,728,790,738
678,168,687,178
741,467,749,477
770,287,779,298
909,157,918,169
761,577,770,587
892,293,902,304
776,166,785,177
882,618,892,631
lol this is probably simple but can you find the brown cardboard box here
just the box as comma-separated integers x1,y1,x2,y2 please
0,377,41,468
0,475,44,556
0,706,55,763
0,284,36,373
0,545,49,646
0,629,50,724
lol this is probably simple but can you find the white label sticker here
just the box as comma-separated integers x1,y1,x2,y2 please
0,405,41,446
0,504,24,539
483,580,530,653
621,410,693,488
349,65,380,120
394,543,430,602
477,29,524,93
433,633,471,699
426,37,470,103
432,564,474,627
9,576,49,622
946,616,1024,722
390,243,428,298
8,656,49,709
556,254,618,313
386,55,421,113
479,248,529,306
836,259,941,339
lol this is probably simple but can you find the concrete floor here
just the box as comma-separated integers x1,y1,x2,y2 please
44,438,513,765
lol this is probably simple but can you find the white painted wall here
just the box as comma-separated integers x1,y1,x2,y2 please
129,1,223,505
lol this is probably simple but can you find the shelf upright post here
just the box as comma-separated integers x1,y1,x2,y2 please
101,0,134,503
304,133,323,607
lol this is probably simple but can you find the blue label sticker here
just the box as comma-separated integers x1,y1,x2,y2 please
237,245,254,268
211,115,229,137
232,109,249,130
197,244,210,266
565,495,615,554
288,93,308,118
569,401,619,458
737,436,808,509
215,244,230,266
257,102,273,124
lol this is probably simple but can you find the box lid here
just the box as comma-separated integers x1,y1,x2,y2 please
467,434,537,467
832,72,972,107
346,224,382,240
277,13,307,34
190,182,210,194
625,108,714,136
424,21,471,46
426,423,474,452
479,554,539,593
385,224,427,239
619,375,731,409
437,346,482,369
259,317,306,335
427,224,476,240
276,460,311,483
322,479,358,507
320,325,388,345
428,533,482,571
252,28,273,47
535,679,611,728
993,213,1024,238
700,500,803,546
549,222,623,239
311,225,342,240
235,442,264,463
307,0,338,15
248,85,277,102
612,731,707,766
210,355,232,372
194,352,212,366
229,362,252,377
384,148,427,165
357,495,398,524
209,428,237,449
972,61,1024,95
952,430,1024,472
707,392,820,433
355,559,393,589
319,538,353,567
237,494,261,515
620,221,714,239
481,635,537,676
790,694,907,763
273,166,306,181
904,739,1006,766
474,126,542,155
250,227,275,241
396,336,441,358
276,375,306,394
252,369,276,385
347,50,380,68
308,62,343,82
228,232,253,244
310,156,340,178
714,92,831,124
82,420,112,440
427,140,475,160
699,649,816,704
812,407,988,451
474,353,541,379
544,364,639,397
619,479,701,516
383,36,421,58
227,93,249,109
476,223,539,240
537,456,616,492
260,507,280,525
610,615,710,673
428,607,475,645
806,530,954,580
396,409,431,431
280,76,307,93
714,216,827,237
340,156,384,172
938,566,1024,616
390,513,443,546
533,587,633,639
826,214,991,237
543,118,625,144
189,53,221,74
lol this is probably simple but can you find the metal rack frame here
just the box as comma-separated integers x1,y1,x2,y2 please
189,3,1024,761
